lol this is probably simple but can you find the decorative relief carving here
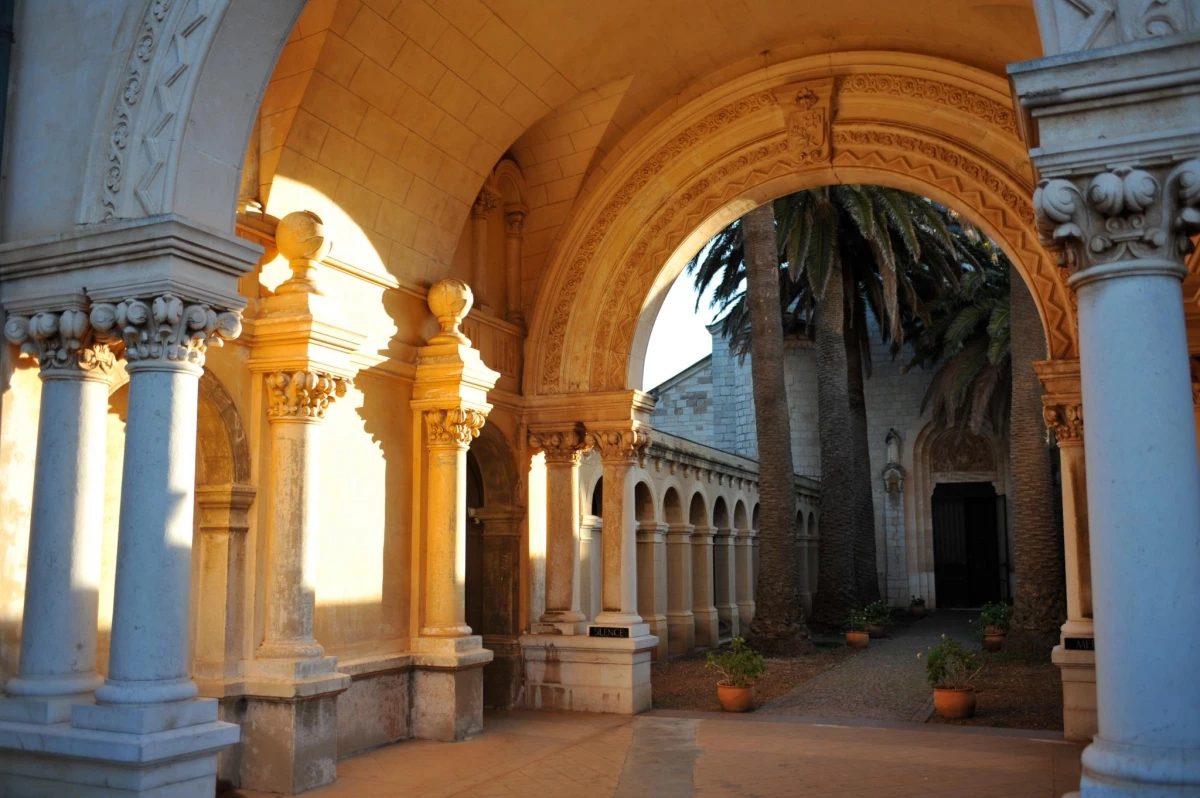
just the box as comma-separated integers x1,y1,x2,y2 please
3,309,116,375
505,209,526,237
930,429,996,472
528,427,589,464
1041,0,1197,55
1043,402,1084,444
776,82,833,166
426,408,488,448
265,370,349,420
90,293,242,369
838,74,1017,135
1033,160,1200,279
882,428,905,493
471,189,501,218
584,427,651,463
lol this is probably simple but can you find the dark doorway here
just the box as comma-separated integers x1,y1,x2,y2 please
464,451,485,638
932,482,1002,608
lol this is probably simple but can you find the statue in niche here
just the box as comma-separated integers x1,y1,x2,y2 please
882,428,904,494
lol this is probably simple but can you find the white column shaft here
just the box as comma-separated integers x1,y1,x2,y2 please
423,444,470,636
735,537,755,630
541,457,584,621
504,228,522,324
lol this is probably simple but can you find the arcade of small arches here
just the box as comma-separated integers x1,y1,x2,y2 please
0,2,1198,797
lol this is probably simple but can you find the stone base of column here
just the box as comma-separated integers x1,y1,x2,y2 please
643,613,669,661
737,600,756,632
694,607,720,648
519,629,657,714
530,619,588,635
0,699,238,797
0,689,96,725
1078,736,1200,796
1053,649,1097,744
667,610,696,655
716,603,740,641
412,636,492,742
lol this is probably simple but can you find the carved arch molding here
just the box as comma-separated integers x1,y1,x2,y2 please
526,55,1077,396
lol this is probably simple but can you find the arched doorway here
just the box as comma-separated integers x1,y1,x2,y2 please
931,482,1004,608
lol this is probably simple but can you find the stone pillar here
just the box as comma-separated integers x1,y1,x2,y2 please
1037,359,1097,744
690,525,720,648
585,427,650,629
636,521,669,660
242,211,360,793
734,531,755,632
666,523,696,654
579,514,603,621
471,189,500,312
1013,27,1200,791
504,207,527,327
712,527,739,640
0,307,111,724
192,483,256,688
528,427,588,634
410,278,497,741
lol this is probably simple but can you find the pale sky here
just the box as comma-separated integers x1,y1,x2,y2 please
643,269,725,391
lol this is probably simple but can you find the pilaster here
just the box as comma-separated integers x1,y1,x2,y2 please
528,425,590,635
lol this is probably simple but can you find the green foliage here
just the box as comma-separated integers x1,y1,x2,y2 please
918,635,982,688
910,595,926,606
843,610,869,632
706,636,766,688
977,601,1013,634
863,600,893,626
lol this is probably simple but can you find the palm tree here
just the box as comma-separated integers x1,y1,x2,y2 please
689,186,960,623
741,202,810,654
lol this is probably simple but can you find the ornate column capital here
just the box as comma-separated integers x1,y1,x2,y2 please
426,407,488,450
265,370,350,422
504,207,527,237
90,293,242,372
1044,401,1085,446
584,426,651,464
471,188,501,220
528,426,589,465
4,307,115,379
1033,159,1200,288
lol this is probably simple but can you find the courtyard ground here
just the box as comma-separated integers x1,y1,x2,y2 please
227,709,1082,797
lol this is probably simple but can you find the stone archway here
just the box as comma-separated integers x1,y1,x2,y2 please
524,52,1077,398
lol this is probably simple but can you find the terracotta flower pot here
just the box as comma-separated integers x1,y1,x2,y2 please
933,688,977,719
867,623,886,638
910,605,926,617
717,683,755,712
845,631,869,649
982,632,1005,652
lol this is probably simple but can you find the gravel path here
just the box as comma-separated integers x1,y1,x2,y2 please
760,610,976,722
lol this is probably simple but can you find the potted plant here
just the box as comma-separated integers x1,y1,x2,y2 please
910,595,927,617
844,610,870,648
919,636,983,719
977,602,1013,652
864,600,893,638
706,636,766,712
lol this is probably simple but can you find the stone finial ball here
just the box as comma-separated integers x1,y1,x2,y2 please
276,210,331,263
427,278,474,331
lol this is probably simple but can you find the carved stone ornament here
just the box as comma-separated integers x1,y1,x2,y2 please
1033,160,1200,281
89,293,242,369
426,407,488,448
777,81,833,167
275,209,332,294
930,429,995,473
1043,401,1084,445
584,427,651,463
1036,0,1200,56
471,189,501,219
265,370,350,420
505,209,526,237
528,427,589,464
3,308,116,376
426,278,474,345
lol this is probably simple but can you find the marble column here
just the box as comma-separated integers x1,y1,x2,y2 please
666,523,696,654
712,527,739,640
504,207,527,327
690,525,720,648
470,189,499,312
1037,359,1097,743
1013,23,1200,793
584,427,650,628
579,515,603,621
636,521,669,660
0,307,112,723
734,532,755,632
528,427,588,634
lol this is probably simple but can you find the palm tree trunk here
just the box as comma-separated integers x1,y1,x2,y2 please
810,254,859,626
742,203,810,654
844,297,880,605
1008,265,1066,646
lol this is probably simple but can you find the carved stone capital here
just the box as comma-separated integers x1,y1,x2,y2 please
471,189,501,219
1033,160,1200,287
4,308,116,378
265,370,350,421
90,293,242,371
504,209,526,237
426,407,488,449
528,427,589,465
1044,401,1085,445
584,426,651,464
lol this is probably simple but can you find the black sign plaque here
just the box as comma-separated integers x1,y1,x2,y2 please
589,626,630,639
1064,637,1095,651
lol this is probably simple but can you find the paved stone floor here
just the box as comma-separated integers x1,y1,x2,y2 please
762,610,977,722
230,707,1082,797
